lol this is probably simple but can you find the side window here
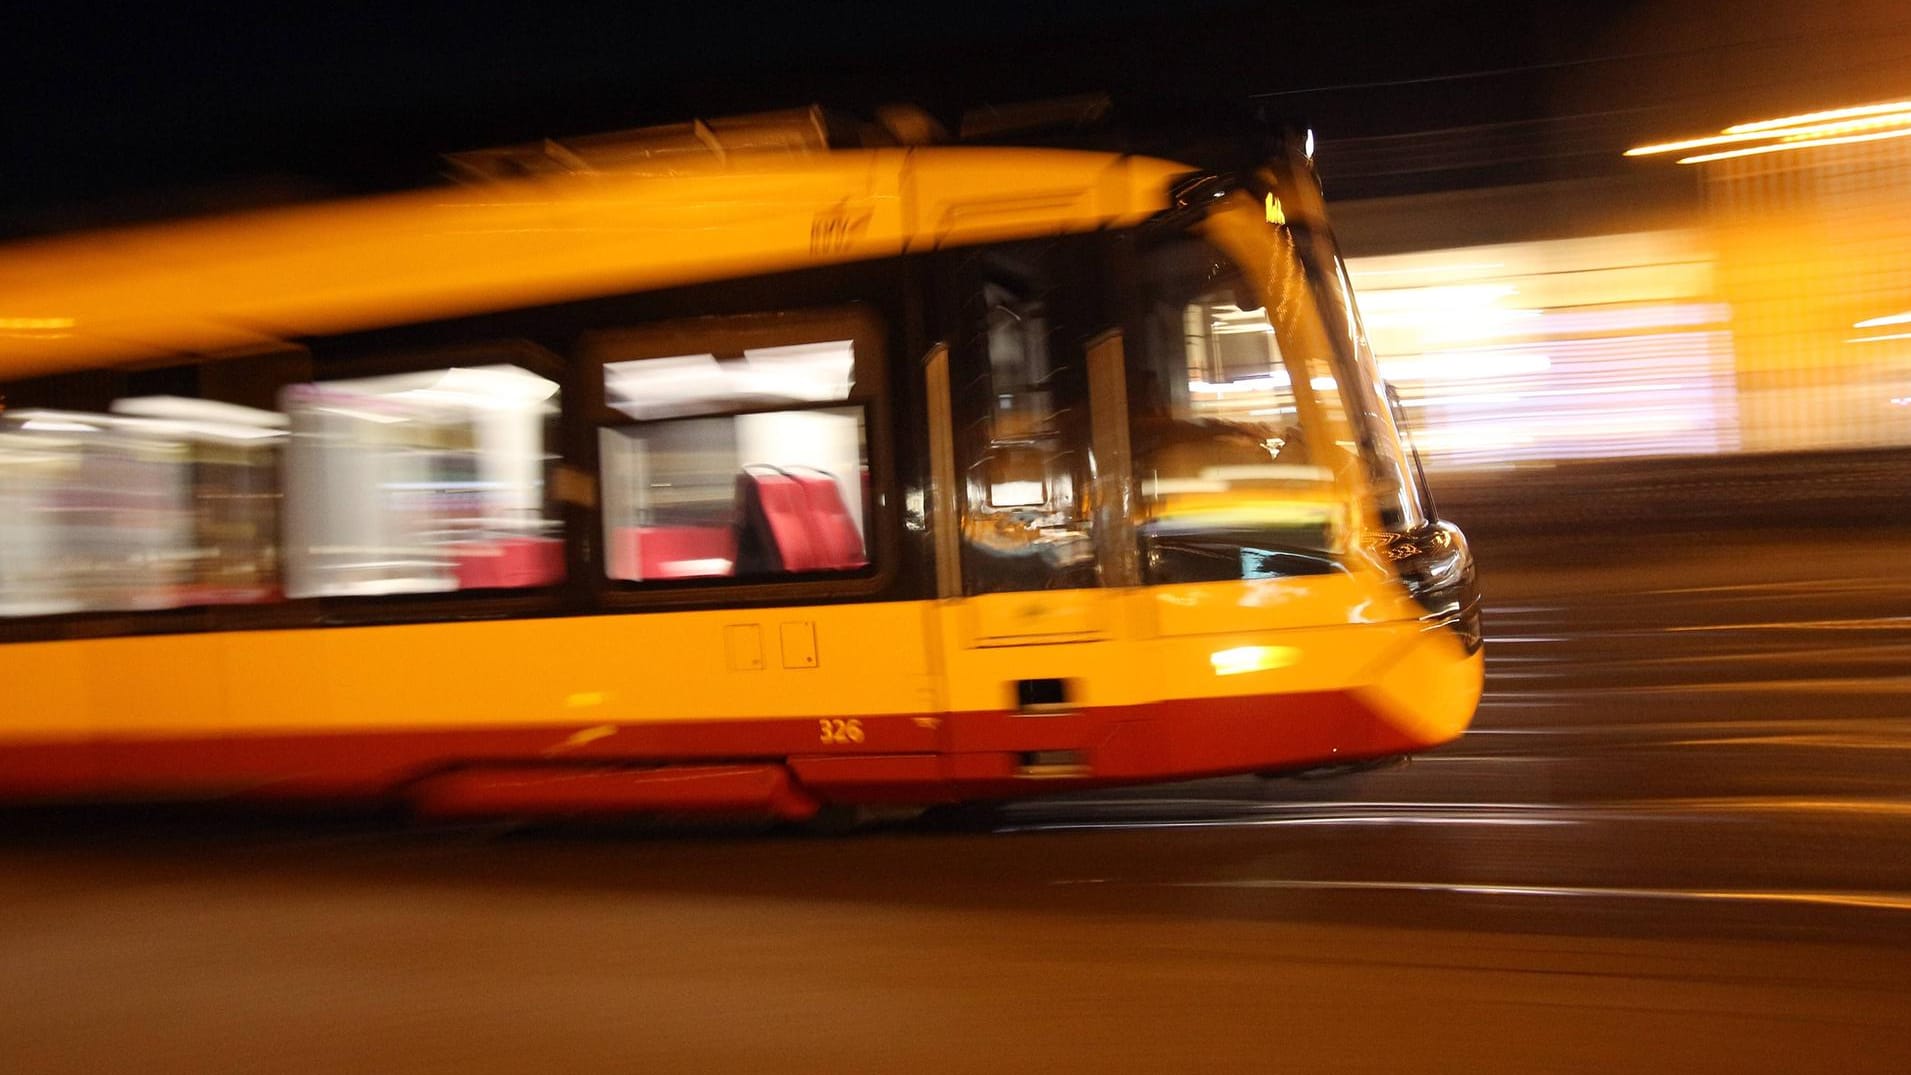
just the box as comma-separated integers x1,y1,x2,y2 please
0,344,567,621
589,308,879,584
948,240,1099,594
1,383,287,616
279,356,564,598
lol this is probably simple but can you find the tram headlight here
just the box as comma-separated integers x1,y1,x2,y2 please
1373,521,1483,655
1210,644,1301,677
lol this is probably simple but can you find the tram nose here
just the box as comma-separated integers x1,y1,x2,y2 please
1376,522,1482,654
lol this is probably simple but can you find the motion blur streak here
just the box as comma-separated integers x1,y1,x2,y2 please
1648,797,1911,816
1626,99,1911,161
1339,94,1911,469
1168,879,1911,914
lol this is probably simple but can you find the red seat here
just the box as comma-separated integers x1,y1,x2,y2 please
640,526,736,579
750,473,823,572
451,536,564,589
610,526,735,581
789,472,867,570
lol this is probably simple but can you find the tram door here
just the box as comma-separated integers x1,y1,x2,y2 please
926,239,1141,765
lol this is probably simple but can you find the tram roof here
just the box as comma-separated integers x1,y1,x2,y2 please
0,138,1191,382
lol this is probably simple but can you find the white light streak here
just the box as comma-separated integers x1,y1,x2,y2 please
1726,98,1911,134
1853,310,1911,329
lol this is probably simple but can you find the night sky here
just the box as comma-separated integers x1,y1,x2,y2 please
11,1,1893,234
1,4,1589,215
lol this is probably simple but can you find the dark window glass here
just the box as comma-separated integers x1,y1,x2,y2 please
949,241,1098,594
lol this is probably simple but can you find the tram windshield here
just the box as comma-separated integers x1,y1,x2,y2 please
1121,190,1430,585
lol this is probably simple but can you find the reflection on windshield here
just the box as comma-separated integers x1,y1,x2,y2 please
953,242,1100,594
1124,229,1354,584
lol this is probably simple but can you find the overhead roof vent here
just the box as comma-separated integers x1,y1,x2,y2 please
443,106,841,182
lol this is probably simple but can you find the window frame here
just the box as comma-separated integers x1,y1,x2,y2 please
275,338,579,625
581,303,896,610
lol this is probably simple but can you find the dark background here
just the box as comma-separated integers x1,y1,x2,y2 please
0,1,1752,231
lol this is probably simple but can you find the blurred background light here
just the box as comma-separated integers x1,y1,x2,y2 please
1343,93,1911,471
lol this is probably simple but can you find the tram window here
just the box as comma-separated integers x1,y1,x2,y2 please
598,407,869,581
279,364,564,598
0,394,285,617
950,242,1099,594
1122,232,1351,584
589,309,881,585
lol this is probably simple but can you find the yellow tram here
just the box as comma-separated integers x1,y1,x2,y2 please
0,102,1482,819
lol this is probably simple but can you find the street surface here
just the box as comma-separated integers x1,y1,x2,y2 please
3,523,1910,1073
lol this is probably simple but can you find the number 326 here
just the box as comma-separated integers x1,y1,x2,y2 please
818,718,865,745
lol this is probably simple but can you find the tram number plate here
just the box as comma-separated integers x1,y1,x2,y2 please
818,718,866,745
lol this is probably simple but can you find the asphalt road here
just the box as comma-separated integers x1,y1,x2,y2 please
4,526,1910,1073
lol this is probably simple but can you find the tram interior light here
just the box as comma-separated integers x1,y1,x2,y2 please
111,396,289,428
607,340,855,420
19,418,103,434
10,406,287,442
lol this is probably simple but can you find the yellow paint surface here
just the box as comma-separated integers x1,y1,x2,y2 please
0,149,1186,382
0,581,1478,745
